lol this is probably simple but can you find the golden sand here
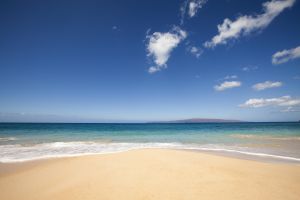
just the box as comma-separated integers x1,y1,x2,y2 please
0,149,299,200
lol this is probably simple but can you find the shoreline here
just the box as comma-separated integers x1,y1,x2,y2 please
1,145,300,164
1,148,299,178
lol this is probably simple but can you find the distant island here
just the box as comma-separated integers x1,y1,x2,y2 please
150,118,244,123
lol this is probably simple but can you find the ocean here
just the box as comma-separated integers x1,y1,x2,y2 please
0,122,300,163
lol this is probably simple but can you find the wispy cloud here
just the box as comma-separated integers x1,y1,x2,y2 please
240,96,300,108
188,0,207,18
252,81,282,91
272,45,300,64
224,75,238,80
180,0,189,25
146,27,187,73
188,46,203,58
214,81,241,91
280,106,300,112
293,75,300,80
242,65,258,72
216,75,237,82
204,0,295,48
180,0,207,24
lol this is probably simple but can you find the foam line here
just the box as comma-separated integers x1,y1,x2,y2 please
0,142,299,163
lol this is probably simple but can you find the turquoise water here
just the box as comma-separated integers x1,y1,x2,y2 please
0,123,300,162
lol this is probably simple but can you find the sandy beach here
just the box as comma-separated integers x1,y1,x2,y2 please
0,149,299,200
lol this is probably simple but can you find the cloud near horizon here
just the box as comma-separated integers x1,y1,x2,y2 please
240,96,300,108
280,106,300,112
146,27,187,73
204,0,295,48
214,81,241,91
252,81,283,91
272,45,300,64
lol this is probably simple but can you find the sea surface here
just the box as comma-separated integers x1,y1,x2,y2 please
0,122,300,163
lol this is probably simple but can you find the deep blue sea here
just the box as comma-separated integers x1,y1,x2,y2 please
0,122,300,163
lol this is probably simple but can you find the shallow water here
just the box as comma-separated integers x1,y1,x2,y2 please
0,122,299,163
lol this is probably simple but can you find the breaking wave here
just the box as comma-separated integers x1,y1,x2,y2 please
1,141,300,163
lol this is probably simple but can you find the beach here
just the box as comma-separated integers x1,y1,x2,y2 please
1,0,300,199
0,149,299,200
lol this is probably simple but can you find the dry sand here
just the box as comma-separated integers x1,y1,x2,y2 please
0,149,299,200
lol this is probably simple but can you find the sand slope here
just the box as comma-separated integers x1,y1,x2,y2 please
0,149,299,200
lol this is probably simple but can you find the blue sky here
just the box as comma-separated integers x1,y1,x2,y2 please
0,0,300,122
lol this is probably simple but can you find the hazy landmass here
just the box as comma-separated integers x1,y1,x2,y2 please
151,118,244,123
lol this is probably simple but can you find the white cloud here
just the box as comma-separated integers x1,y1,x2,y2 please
214,81,241,91
146,27,187,73
188,0,207,18
281,106,300,112
112,26,118,30
240,96,300,108
180,0,207,24
189,46,203,58
272,45,300,64
204,0,295,48
252,81,283,91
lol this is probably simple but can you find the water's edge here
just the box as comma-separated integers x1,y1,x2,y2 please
1,142,300,164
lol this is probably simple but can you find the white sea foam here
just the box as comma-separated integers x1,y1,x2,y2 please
0,142,300,163
0,137,17,142
230,134,300,141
